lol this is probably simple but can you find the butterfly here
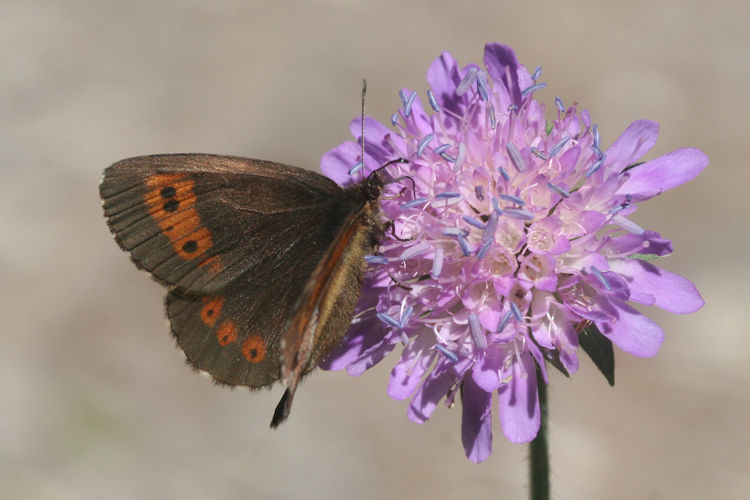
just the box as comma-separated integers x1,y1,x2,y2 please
100,153,389,426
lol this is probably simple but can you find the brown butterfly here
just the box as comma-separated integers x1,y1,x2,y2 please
100,154,388,426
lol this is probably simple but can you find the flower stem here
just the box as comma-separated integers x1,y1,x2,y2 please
529,375,549,500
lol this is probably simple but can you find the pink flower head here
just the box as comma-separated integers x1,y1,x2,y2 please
320,43,706,463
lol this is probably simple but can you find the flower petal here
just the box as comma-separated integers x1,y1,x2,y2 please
461,375,493,463
597,299,665,357
603,120,659,173
320,141,360,186
408,357,471,424
483,43,524,108
615,148,708,201
609,259,704,313
426,51,465,122
472,345,503,392
388,334,436,400
497,352,540,443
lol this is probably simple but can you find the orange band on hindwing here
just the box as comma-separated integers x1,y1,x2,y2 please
144,174,223,271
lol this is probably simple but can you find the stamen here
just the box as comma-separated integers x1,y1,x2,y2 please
417,133,434,157
489,103,497,130
400,332,410,345
453,142,466,172
613,214,645,234
474,185,485,201
377,312,401,328
441,228,465,236
499,194,525,205
592,144,605,159
403,90,417,117
608,203,627,215
554,96,565,113
427,89,440,112
400,242,432,260
510,302,523,321
482,212,498,244
497,166,511,181
585,157,605,177
436,344,459,363
506,143,527,172
546,182,570,198
455,67,478,97
593,124,600,148
400,306,414,327
435,191,461,199
463,215,486,229
364,255,389,264
431,245,444,277
591,266,612,290
521,82,547,96
491,197,503,215
549,136,570,158
469,313,487,349
439,152,456,163
532,66,543,81
433,144,451,154
401,197,428,209
457,233,472,256
476,240,492,260
496,310,513,333
391,113,400,126
530,147,547,160
349,161,363,175
503,208,535,220
399,89,407,107
476,72,489,101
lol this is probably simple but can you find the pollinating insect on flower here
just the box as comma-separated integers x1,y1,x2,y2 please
320,42,706,463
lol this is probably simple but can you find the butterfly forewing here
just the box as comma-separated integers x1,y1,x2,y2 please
100,154,344,294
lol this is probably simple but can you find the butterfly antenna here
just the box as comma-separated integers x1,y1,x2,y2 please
360,78,367,181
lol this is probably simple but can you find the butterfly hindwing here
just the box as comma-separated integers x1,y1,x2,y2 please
165,270,306,388
100,154,344,294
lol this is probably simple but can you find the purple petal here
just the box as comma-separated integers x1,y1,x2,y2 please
388,335,436,400
426,52,465,121
320,141,360,186
472,345,503,392
461,375,493,463
319,315,383,370
345,339,396,376
615,148,708,201
596,299,665,357
603,120,659,173
483,43,523,108
609,259,704,313
497,352,540,443
408,358,471,424
606,231,673,257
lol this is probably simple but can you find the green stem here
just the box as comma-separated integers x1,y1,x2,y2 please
529,375,549,500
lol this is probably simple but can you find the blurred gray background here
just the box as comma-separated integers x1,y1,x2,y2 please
1,1,747,498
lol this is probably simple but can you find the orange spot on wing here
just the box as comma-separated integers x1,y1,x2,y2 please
199,255,223,273
143,173,217,266
242,335,266,363
200,296,224,326
216,321,238,346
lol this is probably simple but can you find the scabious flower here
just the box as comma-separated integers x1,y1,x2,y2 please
319,43,706,463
